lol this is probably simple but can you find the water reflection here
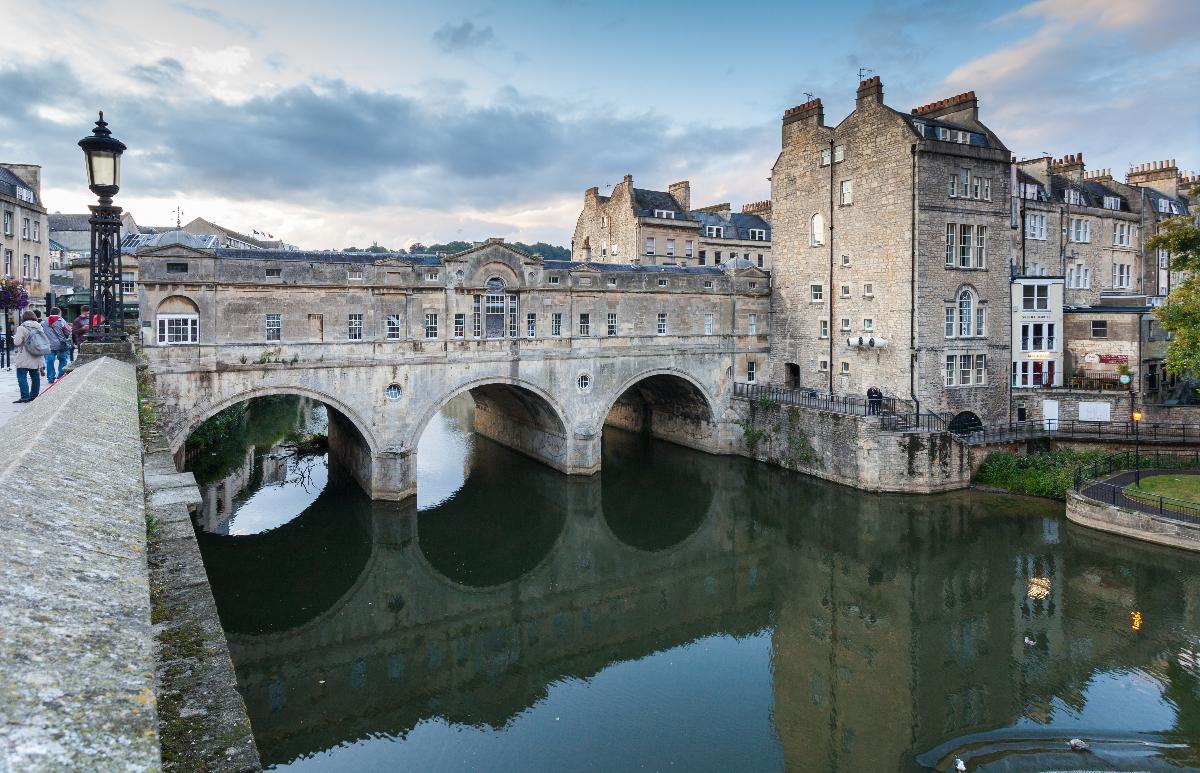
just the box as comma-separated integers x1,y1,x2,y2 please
192,399,1200,772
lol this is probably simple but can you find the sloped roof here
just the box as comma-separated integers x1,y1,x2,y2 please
631,188,692,220
0,168,37,205
49,213,91,231
543,260,724,276
691,210,771,240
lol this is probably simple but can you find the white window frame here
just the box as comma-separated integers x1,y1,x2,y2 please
685,239,694,258
548,275,560,285
386,314,403,340
579,313,590,336
747,361,757,382
705,225,724,239
820,148,831,167
654,209,675,219
666,238,676,257
644,237,655,256
527,312,537,338
810,213,824,247
810,284,823,302
833,145,845,163
749,228,767,241
1025,213,1047,240
156,314,199,345
820,319,829,339
265,313,281,341
607,312,618,337
423,313,438,339
748,313,757,335
840,180,853,205
864,283,874,297
551,312,562,337
657,312,667,336
704,312,714,335
347,266,364,280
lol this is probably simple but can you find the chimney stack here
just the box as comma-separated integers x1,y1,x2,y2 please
1127,159,1180,198
856,75,883,107
668,180,691,212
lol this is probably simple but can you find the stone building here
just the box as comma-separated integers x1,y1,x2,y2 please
1013,154,1189,305
570,176,771,270
1011,154,1192,401
0,164,50,310
769,78,1013,427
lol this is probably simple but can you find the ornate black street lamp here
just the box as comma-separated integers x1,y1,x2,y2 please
78,111,127,342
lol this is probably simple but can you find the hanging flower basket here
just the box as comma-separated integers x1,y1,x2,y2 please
0,278,28,311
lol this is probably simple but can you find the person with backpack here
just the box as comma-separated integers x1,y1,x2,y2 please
41,306,71,384
12,309,50,403
71,305,91,356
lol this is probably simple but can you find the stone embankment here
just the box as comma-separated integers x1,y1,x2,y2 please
0,356,259,772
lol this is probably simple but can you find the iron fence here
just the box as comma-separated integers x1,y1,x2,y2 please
733,382,912,417
880,412,950,432
1073,450,1200,525
961,419,1200,445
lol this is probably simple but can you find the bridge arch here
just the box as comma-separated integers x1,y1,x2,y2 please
169,385,381,456
407,376,573,473
601,368,720,453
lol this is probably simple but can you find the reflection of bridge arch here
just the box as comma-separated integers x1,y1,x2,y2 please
169,384,380,456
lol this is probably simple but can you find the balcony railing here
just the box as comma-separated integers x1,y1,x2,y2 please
1074,450,1200,525
733,382,912,418
961,419,1200,445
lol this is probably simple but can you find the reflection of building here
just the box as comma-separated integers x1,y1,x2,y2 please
197,447,255,534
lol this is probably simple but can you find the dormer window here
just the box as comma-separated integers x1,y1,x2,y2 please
705,225,724,238
548,275,560,285
348,267,363,280
654,209,675,219
658,278,668,287
1103,196,1121,210
913,121,926,137
1064,188,1084,206
425,271,439,281
748,228,766,241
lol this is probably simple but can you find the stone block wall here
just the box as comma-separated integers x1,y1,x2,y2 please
731,397,971,493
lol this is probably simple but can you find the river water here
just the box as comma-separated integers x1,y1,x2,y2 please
190,396,1200,772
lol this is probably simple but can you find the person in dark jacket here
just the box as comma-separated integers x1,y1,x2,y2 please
12,310,44,403
42,306,71,383
71,305,90,350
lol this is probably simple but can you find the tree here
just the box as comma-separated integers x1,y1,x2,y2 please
1150,199,1200,374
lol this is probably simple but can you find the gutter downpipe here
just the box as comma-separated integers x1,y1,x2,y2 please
829,137,836,395
910,143,920,415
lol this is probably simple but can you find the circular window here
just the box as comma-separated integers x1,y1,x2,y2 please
577,374,591,392
385,383,403,401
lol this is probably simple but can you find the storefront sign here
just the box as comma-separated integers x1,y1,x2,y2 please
1025,351,1055,360
1083,353,1100,364
1099,354,1129,364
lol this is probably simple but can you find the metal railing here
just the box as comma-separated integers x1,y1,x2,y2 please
1073,450,1200,525
733,382,912,417
880,412,951,433
961,419,1200,445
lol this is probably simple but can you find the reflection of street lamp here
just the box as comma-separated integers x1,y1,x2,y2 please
77,111,127,342
1132,410,1143,485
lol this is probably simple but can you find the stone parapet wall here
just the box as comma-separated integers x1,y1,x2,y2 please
0,358,160,771
1067,489,1200,552
731,398,971,493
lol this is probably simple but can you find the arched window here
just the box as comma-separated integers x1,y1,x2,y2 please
810,213,825,247
156,295,199,345
957,290,974,337
483,277,517,338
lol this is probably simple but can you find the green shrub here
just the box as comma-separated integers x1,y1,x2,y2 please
974,449,1110,500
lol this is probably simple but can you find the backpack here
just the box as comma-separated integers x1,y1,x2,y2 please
44,319,70,350
21,324,52,357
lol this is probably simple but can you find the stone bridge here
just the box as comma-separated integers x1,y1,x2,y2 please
139,238,771,499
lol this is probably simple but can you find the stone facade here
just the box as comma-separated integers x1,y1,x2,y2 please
0,163,50,309
140,238,770,500
770,78,1012,426
570,176,771,269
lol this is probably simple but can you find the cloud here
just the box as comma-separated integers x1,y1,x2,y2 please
128,58,185,87
432,20,497,53
172,2,258,38
932,0,1200,172
0,58,769,246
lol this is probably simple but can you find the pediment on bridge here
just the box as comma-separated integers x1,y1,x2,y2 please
452,240,543,289
372,257,416,268
568,262,601,275
731,265,769,279
137,243,214,258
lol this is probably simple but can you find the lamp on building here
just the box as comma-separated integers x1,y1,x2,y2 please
1132,410,1143,485
78,111,127,342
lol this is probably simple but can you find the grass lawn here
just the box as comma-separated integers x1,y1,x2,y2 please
1123,473,1200,504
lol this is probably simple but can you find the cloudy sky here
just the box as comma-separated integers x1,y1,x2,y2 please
2,0,1197,250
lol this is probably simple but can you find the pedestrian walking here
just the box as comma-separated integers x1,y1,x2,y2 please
41,306,71,384
13,310,51,403
71,305,91,350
